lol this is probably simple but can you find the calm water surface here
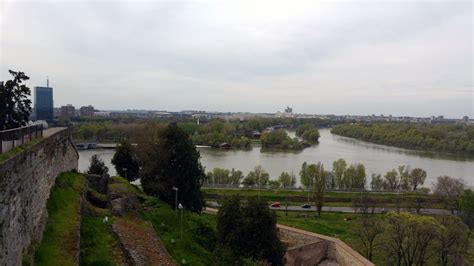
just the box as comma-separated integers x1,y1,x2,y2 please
78,129,474,187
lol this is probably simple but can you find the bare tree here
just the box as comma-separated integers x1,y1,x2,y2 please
433,176,465,214
356,217,384,261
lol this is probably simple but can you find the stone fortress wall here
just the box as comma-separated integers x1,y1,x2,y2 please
0,128,78,265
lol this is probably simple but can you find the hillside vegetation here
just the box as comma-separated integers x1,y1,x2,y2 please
34,172,86,265
331,123,474,154
141,198,217,265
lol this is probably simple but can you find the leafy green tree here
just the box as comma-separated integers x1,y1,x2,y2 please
278,171,295,188
215,196,285,265
331,123,474,155
370,173,384,190
0,70,32,130
215,196,245,264
296,123,314,136
325,171,336,190
398,165,411,191
299,162,311,189
354,163,367,190
437,215,470,266
242,172,256,188
208,168,231,185
409,168,427,191
301,128,320,143
383,212,442,266
87,154,109,176
308,162,326,217
260,129,302,150
253,165,270,187
243,165,270,188
140,123,204,212
229,168,244,185
459,189,474,229
241,197,285,265
384,169,399,190
332,159,347,190
268,180,280,189
111,140,140,181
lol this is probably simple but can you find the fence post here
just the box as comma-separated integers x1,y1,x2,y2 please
11,129,15,150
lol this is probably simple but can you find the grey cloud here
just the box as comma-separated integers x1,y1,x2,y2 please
0,1,472,117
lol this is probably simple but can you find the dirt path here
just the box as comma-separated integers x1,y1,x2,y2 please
113,215,176,266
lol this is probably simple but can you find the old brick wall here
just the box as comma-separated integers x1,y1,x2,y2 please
0,128,78,265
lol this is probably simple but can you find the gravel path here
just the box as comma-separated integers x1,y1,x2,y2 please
113,216,176,266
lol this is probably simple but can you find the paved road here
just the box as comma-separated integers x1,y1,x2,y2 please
43,127,67,137
207,201,451,215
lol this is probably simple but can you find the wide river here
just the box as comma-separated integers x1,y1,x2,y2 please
78,129,474,187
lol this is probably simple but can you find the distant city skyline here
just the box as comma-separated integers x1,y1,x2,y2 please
1,1,472,118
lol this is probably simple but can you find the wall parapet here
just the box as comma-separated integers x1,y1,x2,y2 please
278,224,374,266
0,127,79,265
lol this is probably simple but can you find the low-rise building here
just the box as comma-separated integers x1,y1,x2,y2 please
59,104,75,119
80,105,95,116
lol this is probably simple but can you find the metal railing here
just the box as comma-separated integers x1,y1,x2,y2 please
0,124,43,154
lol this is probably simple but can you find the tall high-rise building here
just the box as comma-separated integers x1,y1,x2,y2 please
34,79,54,121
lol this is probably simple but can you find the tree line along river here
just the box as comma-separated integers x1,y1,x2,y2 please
78,128,474,188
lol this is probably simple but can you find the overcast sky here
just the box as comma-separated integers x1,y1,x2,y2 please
1,1,472,118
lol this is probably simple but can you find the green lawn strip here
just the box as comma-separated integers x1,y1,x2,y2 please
141,198,216,266
34,172,86,266
0,138,43,163
203,188,442,208
80,215,121,266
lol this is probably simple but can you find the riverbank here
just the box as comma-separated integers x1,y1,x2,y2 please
331,123,474,155
202,188,445,210
77,128,474,187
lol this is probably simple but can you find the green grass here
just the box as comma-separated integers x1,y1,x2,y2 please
467,231,474,264
34,172,86,266
203,188,443,208
275,211,385,263
80,215,121,266
141,198,217,265
0,138,43,163
108,176,141,195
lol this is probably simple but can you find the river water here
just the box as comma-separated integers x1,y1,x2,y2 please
78,129,474,187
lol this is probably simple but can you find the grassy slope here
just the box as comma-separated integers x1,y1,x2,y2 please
141,198,217,265
79,181,122,266
80,215,122,266
34,172,86,266
468,231,474,264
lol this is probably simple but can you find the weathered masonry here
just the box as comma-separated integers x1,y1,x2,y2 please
0,128,78,265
